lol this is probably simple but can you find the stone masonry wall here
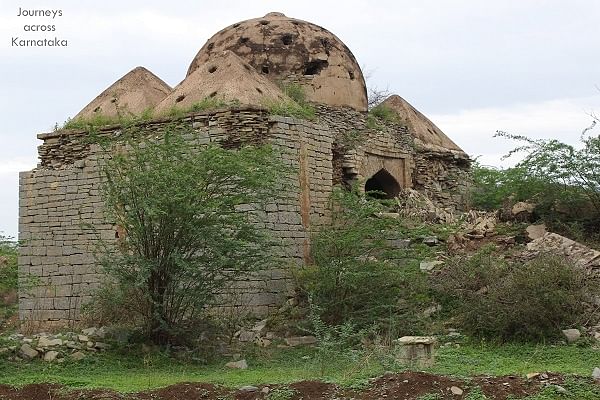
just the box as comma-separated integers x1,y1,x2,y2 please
19,107,333,326
412,151,471,211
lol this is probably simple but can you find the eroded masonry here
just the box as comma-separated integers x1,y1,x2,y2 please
19,12,470,326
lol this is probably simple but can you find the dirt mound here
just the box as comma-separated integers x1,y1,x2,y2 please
382,94,467,156
154,51,288,114
74,66,172,120
0,372,561,400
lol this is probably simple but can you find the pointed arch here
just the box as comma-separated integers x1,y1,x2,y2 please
365,168,401,199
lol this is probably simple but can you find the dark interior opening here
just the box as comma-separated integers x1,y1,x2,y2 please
282,33,293,45
304,59,329,75
262,65,270,74
175,94,185,103
365,169,401,199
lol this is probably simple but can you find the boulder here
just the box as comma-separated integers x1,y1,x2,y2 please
526,224,547,240
561,328,581,343
592,367,600,382
512,202,535,221
43,351,59,362
20,344,39,359
450,386,463,396
225,359,248,369
38,336,63,348
419,260,444,272
527,233,600,269
71,351,86,361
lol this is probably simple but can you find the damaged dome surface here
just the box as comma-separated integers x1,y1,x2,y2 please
187,12,368,111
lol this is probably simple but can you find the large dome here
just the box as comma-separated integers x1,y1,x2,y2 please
187,12,367,111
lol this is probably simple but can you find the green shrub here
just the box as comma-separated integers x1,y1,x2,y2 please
0,236,18,323
431,247,596,342
296,189,430,336
93,125,283,344
268,83,315,120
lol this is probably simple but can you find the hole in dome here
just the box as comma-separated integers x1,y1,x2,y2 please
256,87,263,94
176,94,185,103
93,106,101,113
259,20,270,25
348,70,355,80
208,65,217,73
304,59,328,75
209,91,218,98
282,33,293,45
365,169,400,199
243,64,251,71
110,98,117,103
262,65,270,74
291,21,299,25
207,43,214,51
233,23,240,28
239,37,249,44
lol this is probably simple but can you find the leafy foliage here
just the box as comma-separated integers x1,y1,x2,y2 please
0,235,18,324
95,125,283,344
472,129,600,234
431,247,597,342
296,189,430,335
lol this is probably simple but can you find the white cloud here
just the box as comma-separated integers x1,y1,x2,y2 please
430,96,600,167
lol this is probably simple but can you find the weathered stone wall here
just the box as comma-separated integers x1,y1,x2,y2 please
19,108,333,326
412,151,471,211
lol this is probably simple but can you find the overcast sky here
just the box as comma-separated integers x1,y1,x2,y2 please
1,0,599,238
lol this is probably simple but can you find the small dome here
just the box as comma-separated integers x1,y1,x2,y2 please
154,51,288,114
382,95,467,156
187,12,367,111
74,66,171,120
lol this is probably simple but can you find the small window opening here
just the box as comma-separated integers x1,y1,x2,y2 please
304,59,328,75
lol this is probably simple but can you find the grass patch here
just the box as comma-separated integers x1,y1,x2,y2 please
0,342,598,393
266,100,315,120
58,97,243,131
267,82,315,120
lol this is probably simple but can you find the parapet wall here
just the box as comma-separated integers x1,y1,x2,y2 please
19,107,333,326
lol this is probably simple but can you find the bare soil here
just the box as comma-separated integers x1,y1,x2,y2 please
0,372,563,400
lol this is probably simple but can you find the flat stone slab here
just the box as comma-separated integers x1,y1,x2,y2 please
397,336,436,345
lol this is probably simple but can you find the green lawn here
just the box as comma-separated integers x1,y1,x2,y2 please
0,342,598,394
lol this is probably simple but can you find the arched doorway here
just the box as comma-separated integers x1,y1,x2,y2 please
365,169,401,199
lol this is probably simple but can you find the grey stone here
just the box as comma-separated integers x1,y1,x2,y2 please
38,336,62,348
562,328,581,343
71,351,86,361
419,260,443,272
422,236,439,246
43,351,59,362
450,386,463,396
238,386,258,392
20,344,39,359
285,336,317,346
592,367,600,382
251,319,268,333
225,359,248,369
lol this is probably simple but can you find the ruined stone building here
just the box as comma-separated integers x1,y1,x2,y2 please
18,12,470,326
